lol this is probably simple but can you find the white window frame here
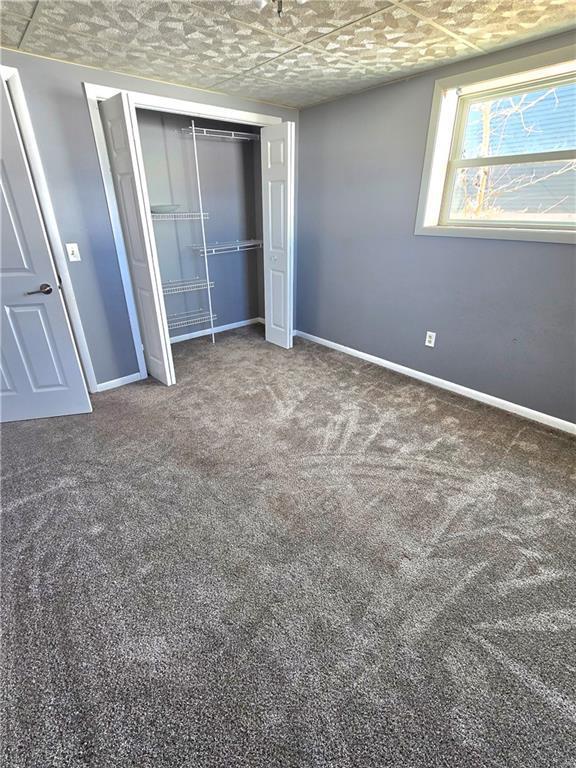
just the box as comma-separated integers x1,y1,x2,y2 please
415,46,576,245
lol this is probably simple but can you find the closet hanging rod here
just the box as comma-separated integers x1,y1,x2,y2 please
151,211,210,221
191,239,263,256
162,279,214,296
179,127,260,142
167,310,217,331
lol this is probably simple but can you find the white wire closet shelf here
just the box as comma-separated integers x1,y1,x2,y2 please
162,279,214,296
180,127,259,142
151,211,209,221
167,309,217,331
192,239,263,256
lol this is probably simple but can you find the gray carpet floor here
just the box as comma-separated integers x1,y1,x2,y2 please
1,326,575,768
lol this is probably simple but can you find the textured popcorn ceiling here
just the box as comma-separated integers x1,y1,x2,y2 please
1,1,575,107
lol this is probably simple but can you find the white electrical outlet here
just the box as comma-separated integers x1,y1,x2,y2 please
425,331,436,348
65,242,81,262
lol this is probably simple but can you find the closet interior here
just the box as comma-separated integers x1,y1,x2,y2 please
136,108,264,345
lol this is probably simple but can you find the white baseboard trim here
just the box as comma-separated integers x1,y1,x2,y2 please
294,331,575,436
95,371,145,392
171,317,263,344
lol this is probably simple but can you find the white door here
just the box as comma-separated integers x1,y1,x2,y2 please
100,92,175,385
0,80,91,423
261,122,295,349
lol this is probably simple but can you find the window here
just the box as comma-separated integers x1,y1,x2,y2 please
416,48,576,244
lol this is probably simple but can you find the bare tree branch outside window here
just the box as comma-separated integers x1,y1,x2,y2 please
450,82,576,224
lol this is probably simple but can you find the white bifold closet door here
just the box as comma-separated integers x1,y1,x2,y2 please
99,92,175,386
261,122,294,349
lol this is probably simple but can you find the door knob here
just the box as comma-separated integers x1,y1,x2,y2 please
26,283,53,295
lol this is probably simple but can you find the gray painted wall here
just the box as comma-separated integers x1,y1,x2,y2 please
297,33,576,423
1,49,295,385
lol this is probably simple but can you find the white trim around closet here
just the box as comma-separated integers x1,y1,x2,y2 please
294,331,576,436
86,84,283,127
84,82,286,388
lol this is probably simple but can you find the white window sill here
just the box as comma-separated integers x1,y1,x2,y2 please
414,224,575,246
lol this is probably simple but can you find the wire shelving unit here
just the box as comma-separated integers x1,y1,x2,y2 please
191,239,263,257
151,211,209,222
167,309,217,331
162,279,214,296
180,127,259,142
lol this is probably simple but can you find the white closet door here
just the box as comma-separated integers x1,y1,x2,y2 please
99,92,175,386
0,79,91,423
261,122,294,349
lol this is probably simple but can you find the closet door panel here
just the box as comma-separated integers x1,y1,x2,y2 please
270,269,285,330
99,92,175,385
261,123,294,349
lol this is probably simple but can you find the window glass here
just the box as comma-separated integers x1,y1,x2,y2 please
461,81,576,159
449,160,576,224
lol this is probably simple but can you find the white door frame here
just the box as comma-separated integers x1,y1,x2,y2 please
1,66,97,393
85,82,295,383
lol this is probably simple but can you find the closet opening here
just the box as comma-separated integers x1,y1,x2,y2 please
93,87,295,387
137,109,264,346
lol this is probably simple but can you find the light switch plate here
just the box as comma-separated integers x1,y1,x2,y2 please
65,242,81,262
